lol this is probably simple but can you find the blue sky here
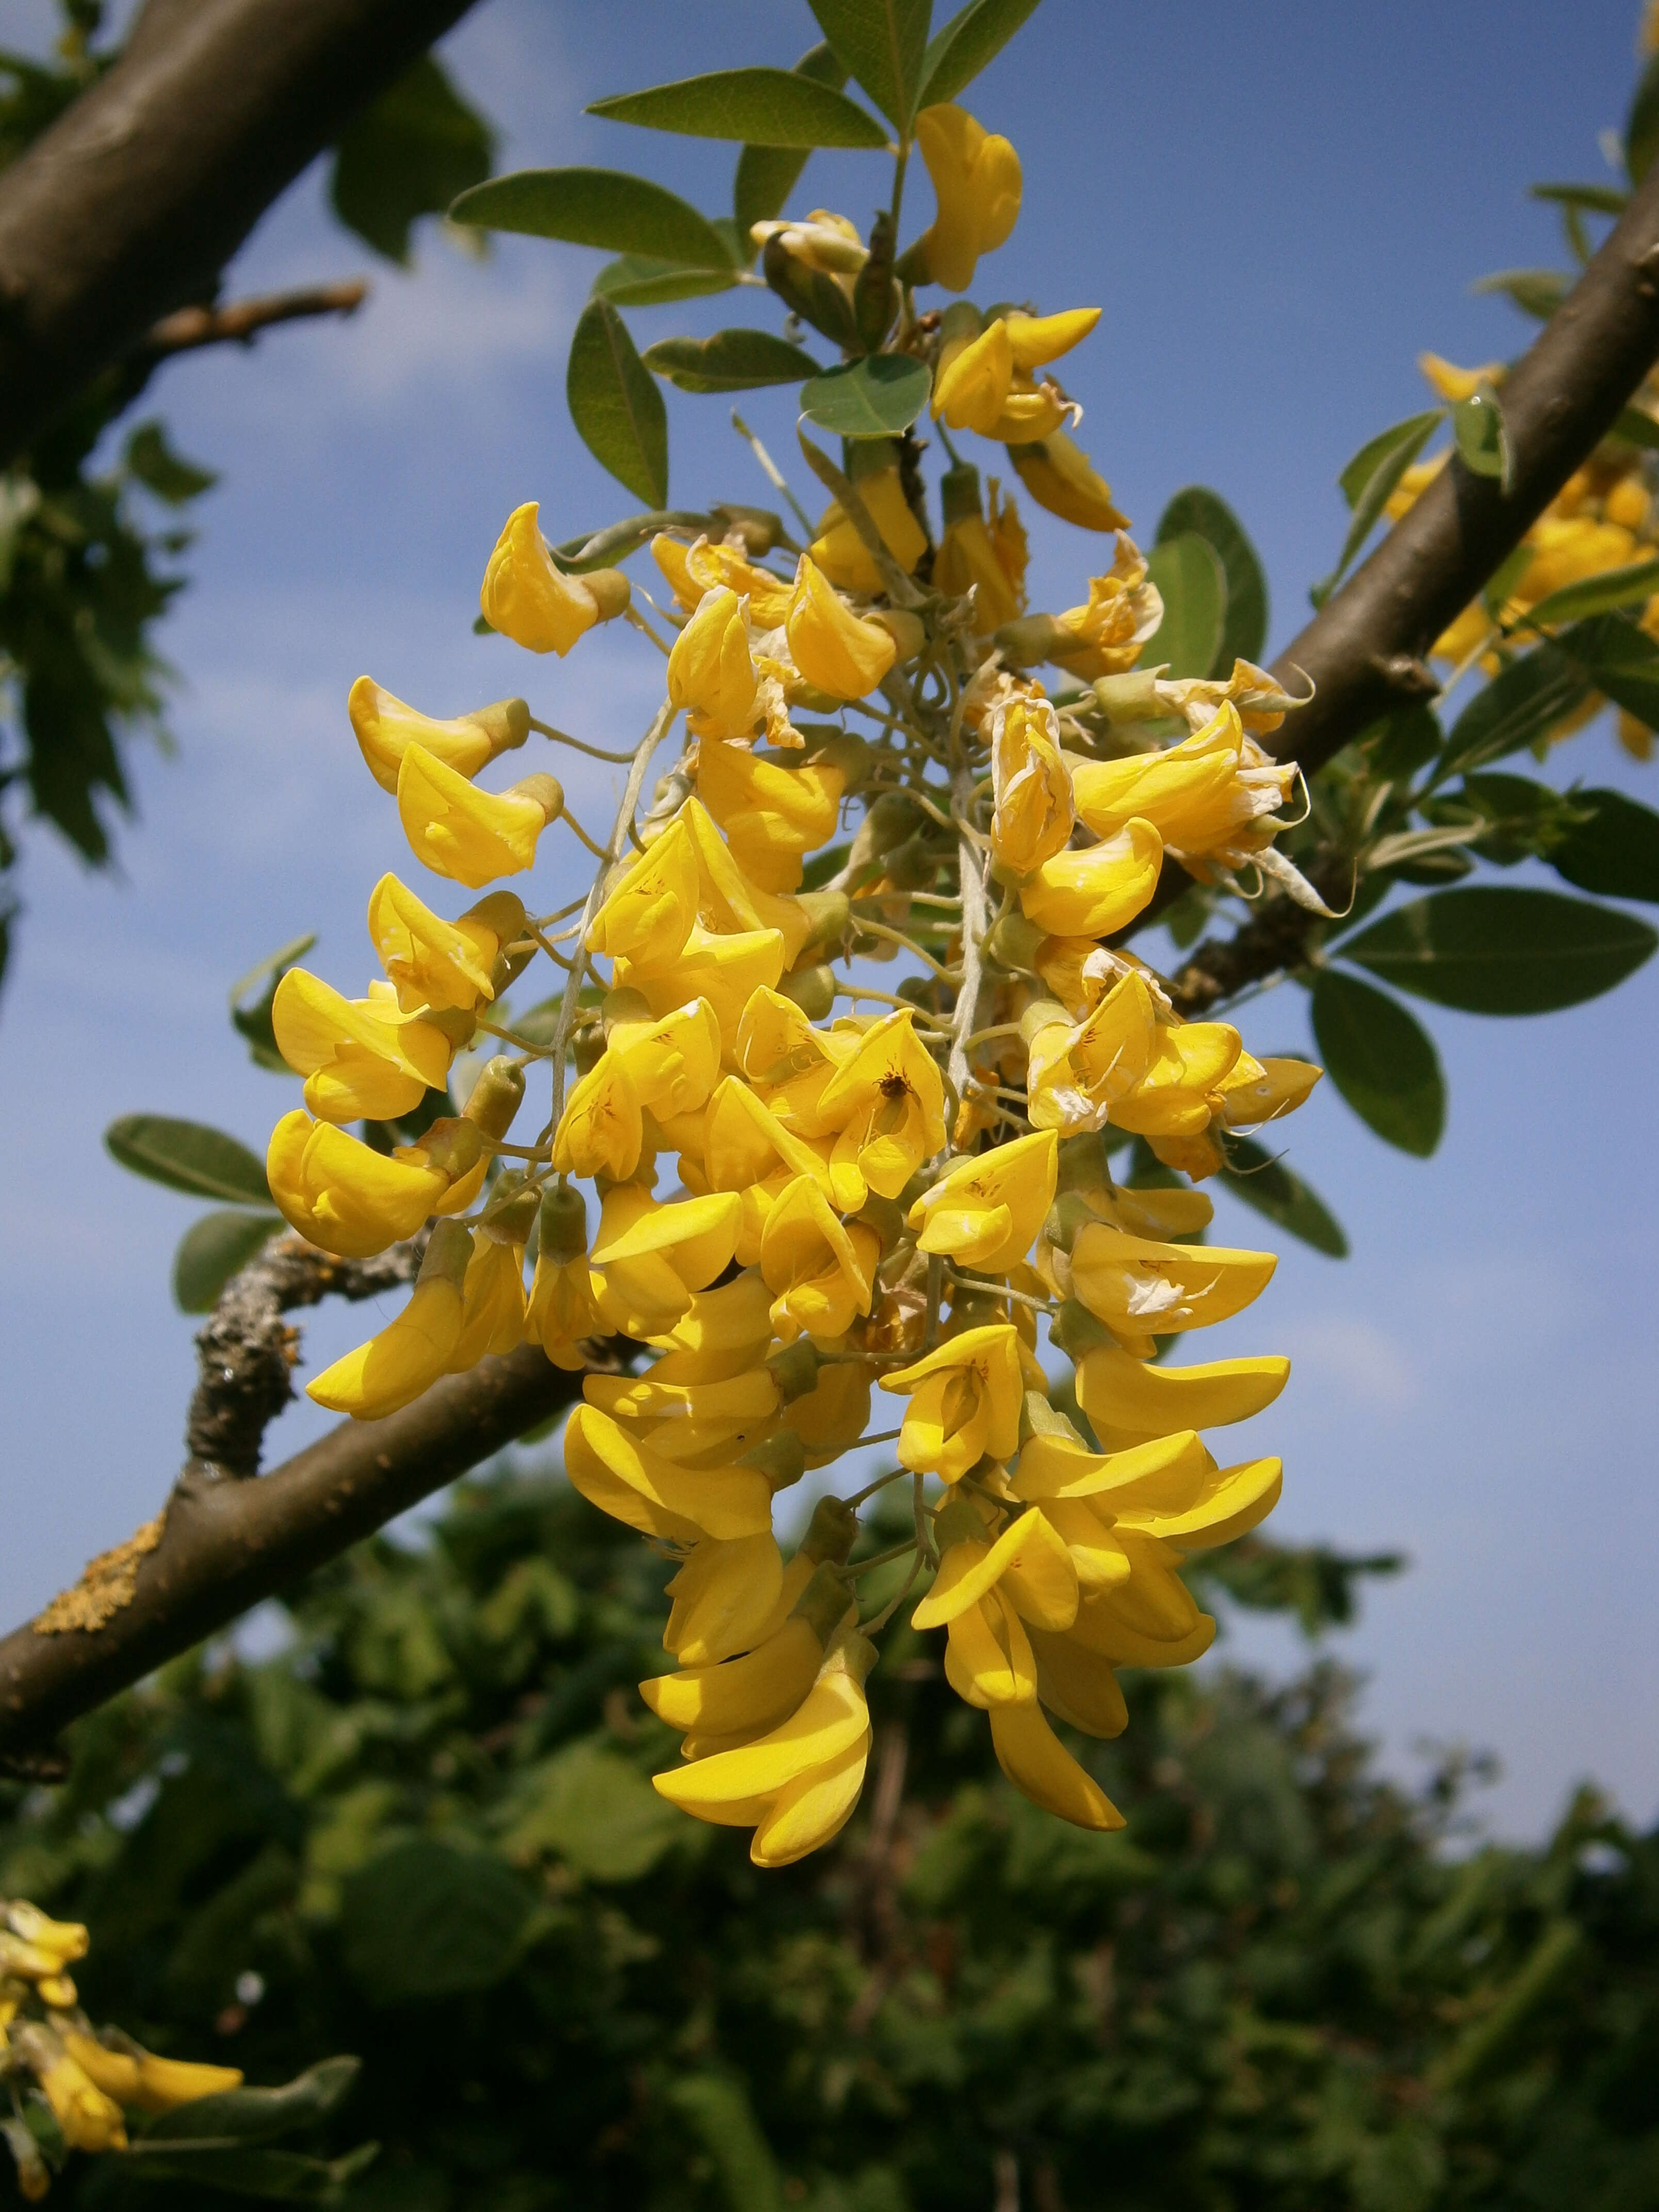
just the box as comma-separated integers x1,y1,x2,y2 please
3,0,1655,1840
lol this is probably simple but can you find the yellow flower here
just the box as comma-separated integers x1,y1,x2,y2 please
790,1356,875,1467
267,1110,480,1258
1107,1020,1244,1139
786,558,898,700
611,995,724,1116
1071,702,1295,865
759,1175,881,1343
988,1698,1124,1829
931,319,1068,442
664,1533,788,1665
1418,351,1505,403
1075,1339,1290,1451
645,1271,774,1381
908,1128,1058,1272
808,469,929,594
584,1365,779,1468
527,1249,603,1370
641,1564,852,1753
942,1582,1037,1707
552,1051,644,1182
589,1183,743,1337
881,1322,1031,1481
915,103,1022,291
480,500,629,654
61,2031,242,2115
615,920,787,1046
667,585,760,734
271,969,452,1123
348,676,529,794
4,1904,87,1963
1006,428,1129,531
1018,818,1163,938
587,814,702,967
695,735,846,893
1050,535,1164,678
913,1498,1079,1634
1026,972,1160,1134
935,466,1029,631
1024,1626,1127,1738
680,796,818,964
13,2030,128,2152
1067,1221,1275,1351
307,1219,471,1418
989,693,1074,874
368,876,524,1015
1217,1055,1323,1129
396,744,562,889
805,1007,948,1200
448,1230,527,1370
705,1076,859,1215
652,532,793,627
563,1405,773,1542
653,1635,875,1867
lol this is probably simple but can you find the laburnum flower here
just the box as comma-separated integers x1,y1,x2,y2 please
914,103,1022,291
759,1175,881,1343
1017,817,1163,938
348,677,529,794
1076,1336,1290,1450
480,500,630,654
908,1128,1058,1272
695,734,846,892
1007,428,1129,531
654,1634,875,1867
1062,1219,1276,1355
641,1565,853,1756
652,532,793,627
881,1322,1034,1480
589,1183,742,1337
616,920,787,1044
806,1007,948,1199
267,1111,482,1257
447,1228,527,1371
808,467,929,595
935,466,1028,631
270,969,452,1123
785,558,898,699
1072,701,1295,865
396,745,563,888
587,814,703,966
1048,535,1164,678
554,995,722,1182
367,876,524,1015
307,1219,471,1418
932,307,1097,442
564,1403,774,1543
989,692,1075,875
10,2028,128,2152
667,585,760,734
55,2030,241,2117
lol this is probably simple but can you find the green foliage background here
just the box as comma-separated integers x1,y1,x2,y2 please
3,1468,1654,2211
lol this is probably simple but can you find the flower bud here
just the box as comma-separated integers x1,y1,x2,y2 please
799,1491,858,1564
791,1560,855,1641
740,1433,808,1491
582,567,632,622
710,504,784,556
418,1115,485,1184
865,607,927,661
795,888,851,951
767,1339,824,1403
984,910,1046,972
1018,995,1071,1045
994,614,1072,665
538,1180,589,1262
761,231,857,347
779,963,836,1020
1042,1192,1097,1255
1092,670,1164,721
1049,1297,1111,1361
853,208,899,350
462,1054,525,1141
480,1167,541,1245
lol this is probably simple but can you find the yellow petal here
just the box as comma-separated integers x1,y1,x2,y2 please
988,1700,1123,1830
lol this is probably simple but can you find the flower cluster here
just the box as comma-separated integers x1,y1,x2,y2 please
1,1896,241,2194
261,100,1323,1867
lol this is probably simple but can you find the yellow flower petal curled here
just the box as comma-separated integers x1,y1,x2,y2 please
1068,1586,1215,1670
13,2030,128,2152
1049,536,1164,679
587,814,702,966
751,1729,870,1865
647,1272,775,1383
679,796,816,965
1026,971,1161,1134
936,506,1024,631
348,676,530,794
808,1007,947,1200
610,995,724,1117
908,1129,1058,1272
987,1699,1124,1831
616,921,787,1046
665,1533,788,1666
271,969,452,1123
267,1108,460,1258
1116,1455,1283,1551
589,1184,743,1337
526,1248,603,1371
667,585,760,734
1006,428,1128,531
1014,1426,1211,1508
653,532,794,626
643,1614,825,1741
368,875,523,1014
447,1232,527,1371
1071,702,1296,864
1018,818,1163,938
790,1357,874,1468
5,1904,88,1964
1024,1628,1128,1738
695,736,845,893
1075,1340,1290,1448
786,558,898,701
705,1077,851,1212
760,1175,881,1344
1218,1056,1323,1128
915,103,1022,291
396,744,562,889
61,2030,245,2116
307,1222,470,1418
881,1322,1030,1482
1068,1222,1276,1344
945,1588,1038,1708
481,500,627,654
990,693,1074,875
808,469,929,594
552,1049,645,1182
914,1504,1079,1633
563,1404,774,1543
1108,1020,1244,1139
1002,307,1101,372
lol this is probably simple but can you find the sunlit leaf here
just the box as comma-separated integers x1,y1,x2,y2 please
450,168,730,269
1141,532,1226,678
1451,387,1509,486
643,329,822,393
1156,485,1268,669
567,300,668,507
918,0,1043,109
1312,410,1441,605
799,353,932,437
591,254,739,307
734,44,849,241
588,67,887,148
807,0,932,127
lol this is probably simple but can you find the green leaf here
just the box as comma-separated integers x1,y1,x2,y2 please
449,168,730,269
1156,485,1268,669
591,254,739,307
1363,703,1442,784
123,421,218,505
1522,555,1659,631
1481,541,1535,618
807,0,933,128
1313,411,1441,606
918,0,1043,109
106,1114,273,1206
1342,887,1656,1015
1438,645,1590,780
121,2141,378,2201
1140,532,1226,679
1455,771,1581,867
341,1841,534,2002
497,1739,682,1880
1471,267,1569,321
139,2059,362,2146
1219,1136,1348,1258
1452,388,1509,487
1556,611,1659,729
329,54,493,265
799,353,932,437
1550,788,1659,903
230,931,316,1073
642,329,822,393
734,44,849,241
669,2074,785,2212
567,299,668,507
173,1209,282,1313
1310,970,1445,1156
1530,181,1627,216
1628,49,1659,182
588,67,887,148
1609,404,1659,453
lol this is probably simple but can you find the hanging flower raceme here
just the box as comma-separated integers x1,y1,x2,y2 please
250,82,1330,1879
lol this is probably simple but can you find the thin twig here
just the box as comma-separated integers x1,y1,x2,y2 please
138,280,367,360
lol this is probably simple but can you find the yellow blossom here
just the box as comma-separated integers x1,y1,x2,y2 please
913,1499,1080,1634
1050,535,1164,678
664,1533,789,1665
396,744,562,888
1071,702,1296,864
13,2030,128,2152
61,2030,242,2115
915,103,1022,291
1418,351,1505,403
271,969,452,1123
348,676,529,794
1075,1339,1290,1450
759,1175,881,1343
1018,818,1163,938
989,692,1074,874
642,1565,852,1752
646,1272,774,1382
806,1007,948,1200
652,532,793,627
908,1129,1058,1272
667,585,760,734
447,1231,527,1370
790,1357,875,1467
587,814,702,967
589,1183,742,1337
881,1322,1032,1481
527,1246,603,1370
552,1050,644,1181
988,1698,1124,1829
808,470,929,594
1007,428,1129,531
1106,1019,1244,1138
563,1404,773,1543
931,318,1068,442
307,1221,471,1418
616,920,787,1045
786,558,898,700
696,735,846,893
267,1110,480,1258
368,876,524,1015
480,500,629,654
1217,1055,1323,1128
1067,1221,1276,1350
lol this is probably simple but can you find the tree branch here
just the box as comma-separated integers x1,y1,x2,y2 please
139,280,369,362
0,0,478,465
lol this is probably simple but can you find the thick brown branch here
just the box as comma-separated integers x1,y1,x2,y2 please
140,280,368,361
1166,853,1352,1017
0,0,477,464
1267,157,1659,776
